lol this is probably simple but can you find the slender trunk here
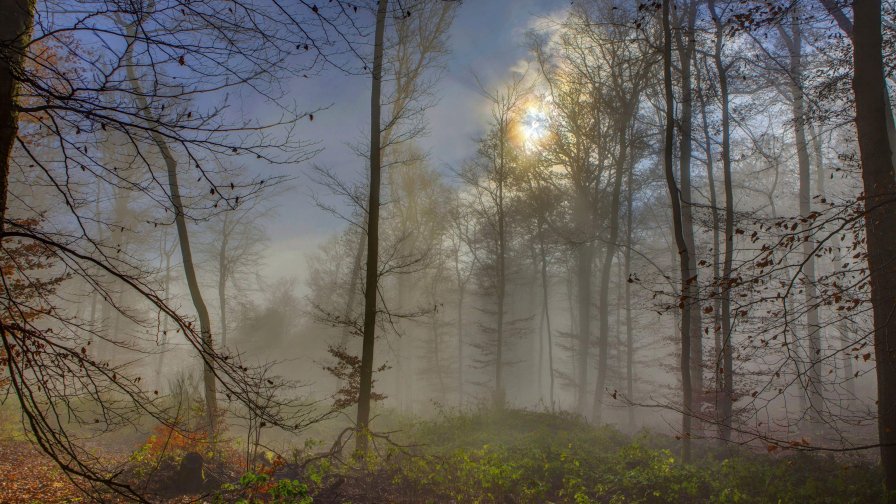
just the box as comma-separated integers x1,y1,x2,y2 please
663,0,692,462
495,124,508,408
396,267,413,413
159,140,217,433
537,278,545,402
624,148,635,428
456,278,465,408
851,1,896,496
122,24,217,434
676,0,703,430
810,125,856,399
593,128,627,422
614,255,623,398
709,0,735,443
156,238,172,391
539,219,555,411
355,0,388,454
529,255,539,402
575,190,594,415
495,209,506,407
217,216,229,348
88,179,103,354
159,139,217,433
781,11,823,429
566,258,577,392
696,57,723,404
566,256,578,409
576,242,593,415
432,312,445,400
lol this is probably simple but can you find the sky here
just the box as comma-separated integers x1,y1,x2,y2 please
258,0,570,287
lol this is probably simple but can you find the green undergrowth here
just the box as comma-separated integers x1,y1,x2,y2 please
300,408,886,503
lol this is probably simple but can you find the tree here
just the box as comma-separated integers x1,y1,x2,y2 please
120,14,219,434
708,0,737,444
662,0,693,462
775,6,823,429
446,198,476,406
1,0,346,495
530,28,602,414
826,0,896,496
198,186,271,348
356,0,390,454
457,75,527,407
669,0,704,430
517,155,559,410
346,0,456,451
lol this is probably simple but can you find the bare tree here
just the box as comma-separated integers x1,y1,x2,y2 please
708,0,736,444
662,0,693,462
356,0,390,454
776,6,823,429
457,75,527,407
820,0,896,494
0,0,349,495
198,182,272,348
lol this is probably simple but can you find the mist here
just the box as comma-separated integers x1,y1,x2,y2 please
1,0,894,502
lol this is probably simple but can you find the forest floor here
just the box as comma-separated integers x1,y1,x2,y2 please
0,408,887,503
0,440,84,503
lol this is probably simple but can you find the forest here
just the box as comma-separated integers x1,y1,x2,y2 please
1,0,895,502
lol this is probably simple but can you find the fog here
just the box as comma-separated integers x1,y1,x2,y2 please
2,0,894,501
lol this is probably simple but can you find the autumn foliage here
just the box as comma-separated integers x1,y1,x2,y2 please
324,344,389,410
0,219,67,390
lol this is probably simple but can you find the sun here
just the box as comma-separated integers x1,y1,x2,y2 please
520,106,549,152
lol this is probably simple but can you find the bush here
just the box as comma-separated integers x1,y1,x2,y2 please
372,409,886,504
217,467,313,504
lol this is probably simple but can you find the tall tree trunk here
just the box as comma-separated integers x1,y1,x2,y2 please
456,282,465,407
566,258,577,396
696,56,724,407
539,217,555,410
575,191,594,415
494,122,508,408
529,255,540,403
453,222,468,408
624,147,635,428
88,179,103,355
850,0,896,496
395,266,413,413
819,0,896,171
0,0,34,221
675,0,703,431
780,10,823,430
122,23,217,434
217,215,230,348
663,0,693,462
537,274,545,401
709,0,735,444
432,312,445,400
156,233,173,392
593,128,627,422
158,139,217,434
810,125,856,399
355,0,388,454
159,138,217,434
